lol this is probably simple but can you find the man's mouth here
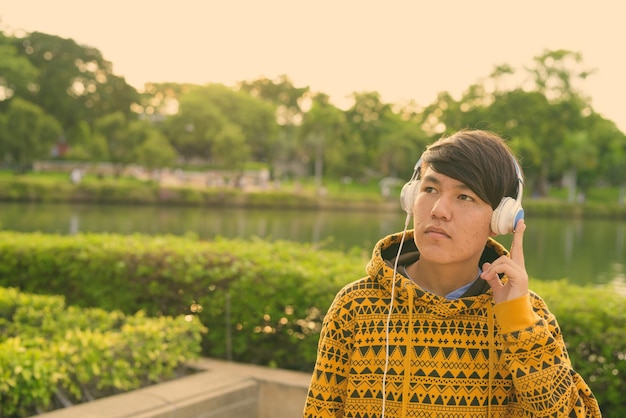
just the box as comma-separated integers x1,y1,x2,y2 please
425,226,450,238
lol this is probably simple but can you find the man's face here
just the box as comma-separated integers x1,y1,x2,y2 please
412,167,494,266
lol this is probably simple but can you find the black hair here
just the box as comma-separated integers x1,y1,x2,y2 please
421,130,521,209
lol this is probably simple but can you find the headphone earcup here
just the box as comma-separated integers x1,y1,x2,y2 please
400,180,420,215
491,197,524,235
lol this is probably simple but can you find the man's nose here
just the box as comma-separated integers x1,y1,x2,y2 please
430,196,452,220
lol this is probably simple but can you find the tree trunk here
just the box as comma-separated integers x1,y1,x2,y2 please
563,168,577,204
314,134,324,189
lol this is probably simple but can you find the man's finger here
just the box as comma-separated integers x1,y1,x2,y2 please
509,219,526,267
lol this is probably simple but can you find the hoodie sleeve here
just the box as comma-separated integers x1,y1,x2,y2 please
303,289,353,418
494,293,601,417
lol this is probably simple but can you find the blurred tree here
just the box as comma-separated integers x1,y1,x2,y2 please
486,89,587,196
162,83,275,168
238,75,313,181
587,113,626,205
63,120,106,161
423,49,598,197
201,84,277,163
210,123,249,172
0,97,62,172
93,112,141,175
378,113,429,179
9,32,139,132
138,82,199,118
162,92,229,162
518,49,594,195
0,31,39,110
300,93,347,187
239,75,310,178
238,74,309,126
555,130,597,202
344,92,390,178
135,129,178,176
527,49,594,101
345,91,429,179
3,26,625,197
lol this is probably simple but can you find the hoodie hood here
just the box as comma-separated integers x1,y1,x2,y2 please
366,229,510,316
366,229,511,416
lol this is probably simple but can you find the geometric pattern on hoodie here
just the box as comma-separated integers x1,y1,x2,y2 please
303,231,601,418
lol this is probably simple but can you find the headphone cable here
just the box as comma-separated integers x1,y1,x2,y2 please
381,212,411,418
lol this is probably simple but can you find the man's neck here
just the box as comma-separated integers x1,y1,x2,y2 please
406,259,481,297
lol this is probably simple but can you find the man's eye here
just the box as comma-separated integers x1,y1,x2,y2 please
424,187,436,193
459,194,474,201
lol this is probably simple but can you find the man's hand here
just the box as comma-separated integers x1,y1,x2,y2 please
481,219,528,304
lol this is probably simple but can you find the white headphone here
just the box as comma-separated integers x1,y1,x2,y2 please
400,156,524,235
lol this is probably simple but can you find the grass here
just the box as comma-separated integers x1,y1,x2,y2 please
547,184,623,204
585,186,623,203
1,168,624,208
0,169,151,186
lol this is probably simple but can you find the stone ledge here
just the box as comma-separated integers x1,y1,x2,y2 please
34,359,310,418
190,358,311,418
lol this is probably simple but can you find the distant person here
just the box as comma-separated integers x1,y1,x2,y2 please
69,168,83,184
303,130,600,417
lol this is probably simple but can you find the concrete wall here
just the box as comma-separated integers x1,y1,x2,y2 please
34,358,311,418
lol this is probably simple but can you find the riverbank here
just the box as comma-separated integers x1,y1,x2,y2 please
0,175,625,218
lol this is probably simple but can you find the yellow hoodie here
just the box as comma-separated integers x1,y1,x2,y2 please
303,231,601,417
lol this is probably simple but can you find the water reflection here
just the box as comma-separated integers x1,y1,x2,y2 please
69,213,80,235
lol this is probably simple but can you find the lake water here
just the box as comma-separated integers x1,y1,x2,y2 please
1,202,624,289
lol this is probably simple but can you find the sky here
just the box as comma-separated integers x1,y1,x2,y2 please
1,0,625,131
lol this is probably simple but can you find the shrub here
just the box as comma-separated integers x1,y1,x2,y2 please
0,232,623,413
0,287,205,417
0,232,359,371
531,280,626,417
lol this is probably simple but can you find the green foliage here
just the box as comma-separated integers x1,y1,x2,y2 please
0,35,39,105
0,336,60,417
0,176,161,204
135,129,178,170
9,31,139,130
0,286,205,417
0,175,394,210
5,174,626,219
0,232,623,414
3,25,626,197
531,280,626,417
0,97,62,172
0,175,77,201
0,232,360,372
522,198,626,220
162,83,276,166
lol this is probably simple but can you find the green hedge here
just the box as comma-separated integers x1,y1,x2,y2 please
529,280,625,416
0,232,356,371
0,286,205,417
0,232,623,415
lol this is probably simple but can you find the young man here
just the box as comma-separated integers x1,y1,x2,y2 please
303,130,601,417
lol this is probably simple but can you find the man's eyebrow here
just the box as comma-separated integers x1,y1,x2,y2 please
422,174,472,190
422,174,441,184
